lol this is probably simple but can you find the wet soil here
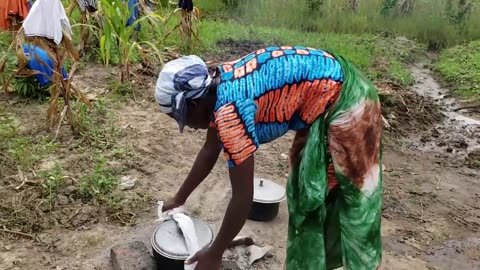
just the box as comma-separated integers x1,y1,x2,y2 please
406,64,480,164
1,42,479,269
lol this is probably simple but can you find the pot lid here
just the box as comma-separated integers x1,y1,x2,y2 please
151,218,214,260
253,177,286,203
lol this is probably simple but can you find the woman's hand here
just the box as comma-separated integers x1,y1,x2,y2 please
163,197,184,212
186,248,222,270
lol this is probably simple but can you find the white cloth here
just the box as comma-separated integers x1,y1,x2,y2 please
173,213,201,270
157,201,200,270
23,0,73,44
155,55,212,114
156,201,186,222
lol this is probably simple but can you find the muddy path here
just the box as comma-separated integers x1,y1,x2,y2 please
407,63,480,166
1,57,480,269
380,63,480,270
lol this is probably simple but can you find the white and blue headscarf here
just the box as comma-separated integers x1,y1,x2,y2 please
155,55,212,132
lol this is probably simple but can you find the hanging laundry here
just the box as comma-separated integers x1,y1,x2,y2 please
126,0,141,31
76,0,98,13
0,0,30,30
0,4,6,30
23,0,72,44
22,44,68,86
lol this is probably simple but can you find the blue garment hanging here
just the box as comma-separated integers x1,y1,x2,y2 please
22,44,68,86
126,0,141,31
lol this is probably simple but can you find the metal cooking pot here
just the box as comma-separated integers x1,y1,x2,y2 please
248,178,286,222
151,218,214,270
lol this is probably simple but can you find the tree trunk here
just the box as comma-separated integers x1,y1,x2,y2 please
399,0,414,15
349,0,359,11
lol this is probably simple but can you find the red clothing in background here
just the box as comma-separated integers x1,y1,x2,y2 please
0,0,30,30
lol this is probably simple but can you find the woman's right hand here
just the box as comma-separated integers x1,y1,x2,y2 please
163,197,184,212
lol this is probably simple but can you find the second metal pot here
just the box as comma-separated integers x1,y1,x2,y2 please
247,178,286,222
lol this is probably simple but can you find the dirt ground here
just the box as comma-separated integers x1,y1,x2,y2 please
1,43,479,270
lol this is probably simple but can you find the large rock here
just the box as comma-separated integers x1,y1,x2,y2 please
110,241,156,270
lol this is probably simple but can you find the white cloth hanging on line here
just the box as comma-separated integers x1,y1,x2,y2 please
23,0,72,44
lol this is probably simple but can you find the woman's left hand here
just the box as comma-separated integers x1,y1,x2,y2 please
186,248,222,270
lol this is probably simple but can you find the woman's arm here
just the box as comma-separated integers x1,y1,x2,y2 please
209,155,254,255
187,155,255,270
165,127,222,209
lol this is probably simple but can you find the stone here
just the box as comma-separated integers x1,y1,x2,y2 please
221,260,241,270
110,241,156,270
65,185,77,194
119,176,137,190
56,194,69,205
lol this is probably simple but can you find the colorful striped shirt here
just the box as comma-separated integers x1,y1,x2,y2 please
212,46,344,167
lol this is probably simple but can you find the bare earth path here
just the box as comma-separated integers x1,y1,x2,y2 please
1,61,479,269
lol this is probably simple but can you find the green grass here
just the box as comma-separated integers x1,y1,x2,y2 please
6,136,58,170
0,31,12,50
436,40,480,101
386,56,414,85
184,19,414,86
73,100,120,149
198,0,480,50
474,159,480,168
79,154,118,200
0,111,58,173
40,163,65,207
0,110,18,138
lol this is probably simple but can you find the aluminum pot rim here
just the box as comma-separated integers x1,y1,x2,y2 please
252,197,285,204
151,220,214,260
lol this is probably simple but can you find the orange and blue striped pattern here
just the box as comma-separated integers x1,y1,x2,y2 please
213,46,344,167
214,100,258,166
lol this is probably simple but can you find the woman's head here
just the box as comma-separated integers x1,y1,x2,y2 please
155,55,215,132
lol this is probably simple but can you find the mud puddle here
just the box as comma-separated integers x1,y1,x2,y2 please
407,64,480,163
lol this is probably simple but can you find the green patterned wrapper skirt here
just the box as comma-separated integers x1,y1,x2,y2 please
286,53,383,270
